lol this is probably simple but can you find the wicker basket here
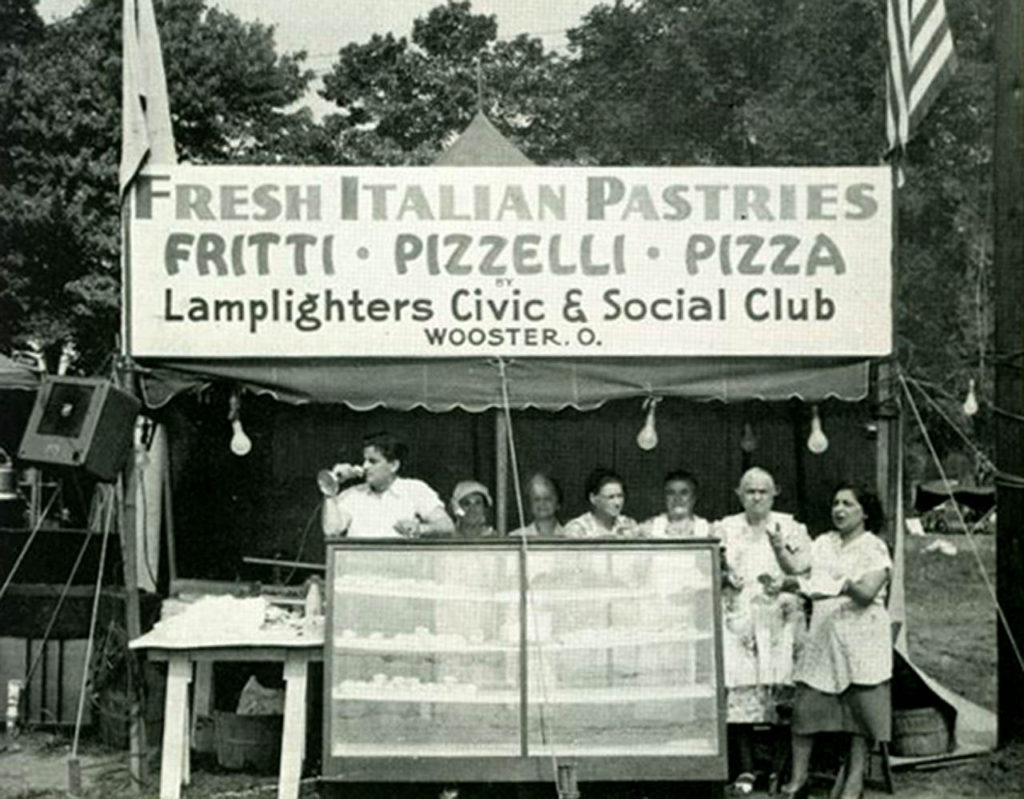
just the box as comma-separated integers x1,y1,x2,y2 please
891,706,950,757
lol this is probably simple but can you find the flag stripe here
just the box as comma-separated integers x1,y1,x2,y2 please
910,29,954,104
910,43,956,130
910,16,950,78
886,0,911,149
885,0,956,153
909,0,942,43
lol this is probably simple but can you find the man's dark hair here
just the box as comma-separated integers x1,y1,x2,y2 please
584,467,625,500
362,431,408,464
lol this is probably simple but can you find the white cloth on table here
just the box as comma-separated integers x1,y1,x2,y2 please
794,531,893,693
330,477,443,538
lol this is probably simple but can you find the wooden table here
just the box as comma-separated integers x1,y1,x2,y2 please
131,633,322,799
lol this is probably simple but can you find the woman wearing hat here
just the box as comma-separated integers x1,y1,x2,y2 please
451,480,498,537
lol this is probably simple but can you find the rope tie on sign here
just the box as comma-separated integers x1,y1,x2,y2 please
495,356,561,786
898,373,1024,677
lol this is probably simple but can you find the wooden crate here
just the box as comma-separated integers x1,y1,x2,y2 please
0,636,91,726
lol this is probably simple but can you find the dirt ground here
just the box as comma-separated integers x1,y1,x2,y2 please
3,731,1022,799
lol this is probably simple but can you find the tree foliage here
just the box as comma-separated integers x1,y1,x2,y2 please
0,0,998,470
562,0,994,467
320,0,575,164
0,0,311,368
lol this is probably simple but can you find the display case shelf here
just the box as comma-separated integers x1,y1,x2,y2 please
536,629,713,650
332,683,715,704
333,577,505,603
332,743,519,757
325,539,726,785
333,580,707,604
333,639,514,654
331,739,720,758
332,628,712,655
333,686,519,703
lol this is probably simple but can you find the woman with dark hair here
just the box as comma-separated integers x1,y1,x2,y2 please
639,469,711,538
773,483,892,799
563,467,638,538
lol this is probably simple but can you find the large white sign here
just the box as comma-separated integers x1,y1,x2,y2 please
125,165,892,358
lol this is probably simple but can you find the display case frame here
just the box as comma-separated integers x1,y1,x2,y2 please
323,538,727,784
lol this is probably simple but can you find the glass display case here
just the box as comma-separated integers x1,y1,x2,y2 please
324,539,726,784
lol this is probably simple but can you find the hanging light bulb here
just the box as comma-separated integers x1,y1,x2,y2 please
228,390,252,456
230,419,252,456
807,405,829,455
740,422,758,453
963,379,979,417
636,397,661,451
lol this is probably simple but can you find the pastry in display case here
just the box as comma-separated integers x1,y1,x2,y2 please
324,540,726,785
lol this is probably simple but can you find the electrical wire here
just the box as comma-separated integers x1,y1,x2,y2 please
991,404,1024,423
496,357,561,788
886,368,1024,425
903,374,1024,488
284,501,323,585
898,374,1024,678
904,376,995,470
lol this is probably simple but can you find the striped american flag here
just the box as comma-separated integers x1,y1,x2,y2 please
886,0,957,153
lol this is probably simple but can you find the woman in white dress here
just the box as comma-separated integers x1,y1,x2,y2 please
773,484,892,799
715,467,810,795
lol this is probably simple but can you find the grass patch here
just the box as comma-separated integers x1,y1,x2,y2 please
902,533,998,711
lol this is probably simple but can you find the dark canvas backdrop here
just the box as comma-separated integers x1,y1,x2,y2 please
161,392,875,581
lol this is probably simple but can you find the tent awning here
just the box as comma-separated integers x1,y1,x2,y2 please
914,481,996,514
134,357,870,411
129,117,875,413
433,111,534,166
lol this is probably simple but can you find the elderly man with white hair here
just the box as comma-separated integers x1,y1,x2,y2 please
715,467,811,796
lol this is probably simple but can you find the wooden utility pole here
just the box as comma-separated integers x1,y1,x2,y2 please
994,0,1024,745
